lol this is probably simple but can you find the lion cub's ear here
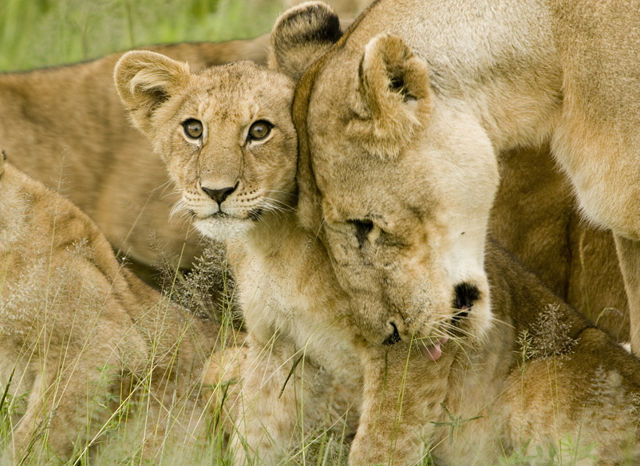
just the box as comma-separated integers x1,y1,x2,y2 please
349,34,431,160
270,1,342,80
114,51,190,134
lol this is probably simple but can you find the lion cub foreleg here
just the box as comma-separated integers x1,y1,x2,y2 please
349,342,456,465
206,335,341,465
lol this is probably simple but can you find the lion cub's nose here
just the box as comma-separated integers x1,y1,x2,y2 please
202,184,237,205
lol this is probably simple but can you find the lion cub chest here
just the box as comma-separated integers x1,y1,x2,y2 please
229,227,361,383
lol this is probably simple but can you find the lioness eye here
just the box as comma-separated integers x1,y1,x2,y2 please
348,219,374,247
247,120,273,141
182,119,203,139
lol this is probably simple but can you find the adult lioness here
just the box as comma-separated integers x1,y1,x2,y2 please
115,13,640,463
287,0,640,349
0,153,219,462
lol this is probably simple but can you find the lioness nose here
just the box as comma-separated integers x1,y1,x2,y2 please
202,184,236,205
453,282,480,311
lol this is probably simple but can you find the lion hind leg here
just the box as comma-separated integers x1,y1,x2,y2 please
503,328,640,463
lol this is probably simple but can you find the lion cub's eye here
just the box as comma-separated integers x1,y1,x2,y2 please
182,119,203,139
247,120,273,142
348,219,374,248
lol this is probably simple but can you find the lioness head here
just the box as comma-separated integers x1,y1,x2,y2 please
114,52,297,240
276,3,499,347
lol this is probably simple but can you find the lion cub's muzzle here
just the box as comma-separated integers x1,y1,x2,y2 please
195,181,263,222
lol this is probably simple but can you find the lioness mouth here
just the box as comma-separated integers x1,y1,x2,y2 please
382,322,401,345
382,322,447,361
451,307,469,327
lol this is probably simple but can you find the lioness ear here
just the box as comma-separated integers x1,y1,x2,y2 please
269,1,342,80
114,50,190,134
349,34,431,160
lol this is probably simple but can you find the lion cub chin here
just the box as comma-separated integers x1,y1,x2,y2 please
115,51,364,464
0,154,218,463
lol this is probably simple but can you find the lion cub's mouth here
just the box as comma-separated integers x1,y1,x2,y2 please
189,209,259,222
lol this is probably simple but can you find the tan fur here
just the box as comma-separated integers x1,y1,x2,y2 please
0,158,218,462
114,51,362,464
269,2,344,81
116,23,640,463
0,37,269,274
273,3,630,344
1,11,627,340
491,146,629,341
284,1,640,348
349,243,640,464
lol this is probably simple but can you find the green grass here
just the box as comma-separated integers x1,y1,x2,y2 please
0,0,283,72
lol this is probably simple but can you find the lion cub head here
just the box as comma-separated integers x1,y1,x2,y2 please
114,52,297,240
274,3,498,348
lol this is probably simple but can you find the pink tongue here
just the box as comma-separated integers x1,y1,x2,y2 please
422,336,448,361
424,343,442,361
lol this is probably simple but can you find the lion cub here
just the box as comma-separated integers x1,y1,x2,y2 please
0,152,218,462
115,34,640,466
115,49,363,464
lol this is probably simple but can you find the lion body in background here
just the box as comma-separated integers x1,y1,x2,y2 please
0,157,217,462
